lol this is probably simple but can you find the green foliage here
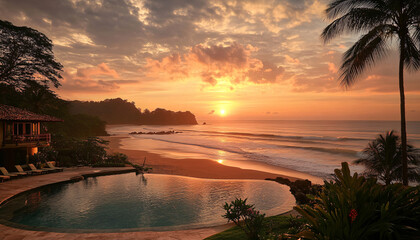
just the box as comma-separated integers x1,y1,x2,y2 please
206,215,300,240
49,136,130,168
51,136,108,167
0,20,62,89
29,147,58,166
295,162,420,240
73,137,108,166
223,198,266,240
92,152,130,168
106,152,129,164
354,131,420,185
286,216,308,235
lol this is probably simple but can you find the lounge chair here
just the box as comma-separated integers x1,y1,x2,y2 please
0,175,10,182
0,167,24,178
45,161,64,172
15,165,38,175
28,164,49,174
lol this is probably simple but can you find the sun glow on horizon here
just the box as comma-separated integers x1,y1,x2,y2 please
219,109,226,116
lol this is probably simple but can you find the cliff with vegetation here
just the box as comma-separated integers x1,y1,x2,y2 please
70,98,198,125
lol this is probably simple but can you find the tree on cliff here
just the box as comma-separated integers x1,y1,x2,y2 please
0,20,62,90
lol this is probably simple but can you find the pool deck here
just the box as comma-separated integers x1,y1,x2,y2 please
0,167,231,240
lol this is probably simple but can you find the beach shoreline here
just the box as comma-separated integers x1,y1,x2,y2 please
106,135,321,183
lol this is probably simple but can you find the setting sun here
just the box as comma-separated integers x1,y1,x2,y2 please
219,109,226,116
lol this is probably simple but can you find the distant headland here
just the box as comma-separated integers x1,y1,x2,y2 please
70,98,198,125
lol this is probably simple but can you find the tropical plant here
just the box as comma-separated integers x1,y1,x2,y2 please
295,162,420,239
322,0,420,185
354,130,420,185
223,198,266,240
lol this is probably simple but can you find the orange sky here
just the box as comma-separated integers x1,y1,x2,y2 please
1,0,420,121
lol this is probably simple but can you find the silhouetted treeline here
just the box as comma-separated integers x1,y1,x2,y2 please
70,98,141,124
70,98,198,125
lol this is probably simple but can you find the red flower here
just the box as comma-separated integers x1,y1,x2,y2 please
349,209,358,222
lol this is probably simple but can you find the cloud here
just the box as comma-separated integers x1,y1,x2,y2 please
146,42,285,85
327,62,338,74
1,0,419,99
76,63,120,79
208,110,215,114
190,43,248,67
59,63,137,93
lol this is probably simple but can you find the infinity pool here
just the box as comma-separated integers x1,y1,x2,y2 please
0,173,294,232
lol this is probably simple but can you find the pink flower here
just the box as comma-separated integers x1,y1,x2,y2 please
349,209,358,222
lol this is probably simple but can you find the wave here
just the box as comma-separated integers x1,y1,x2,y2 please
136,136,248,155
276,145,358,156
181,130,368,142
134,134,358,158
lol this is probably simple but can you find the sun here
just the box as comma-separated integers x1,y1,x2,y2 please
219,109,226,116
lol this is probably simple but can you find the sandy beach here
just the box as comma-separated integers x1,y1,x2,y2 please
105,135,311,182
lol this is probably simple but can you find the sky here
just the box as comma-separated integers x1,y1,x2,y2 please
1,0,420,121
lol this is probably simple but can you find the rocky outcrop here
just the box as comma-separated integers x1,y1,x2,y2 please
266,176,322,205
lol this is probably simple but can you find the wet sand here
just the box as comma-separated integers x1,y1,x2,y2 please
106,136,307,181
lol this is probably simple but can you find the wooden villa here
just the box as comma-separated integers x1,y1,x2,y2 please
0,104,62,170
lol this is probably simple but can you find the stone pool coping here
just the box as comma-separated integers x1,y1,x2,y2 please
0,167,232,240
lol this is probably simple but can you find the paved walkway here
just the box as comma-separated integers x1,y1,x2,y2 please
0,167,231,240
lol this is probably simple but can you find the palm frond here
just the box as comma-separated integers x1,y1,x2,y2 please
403,36,420,71
339,25,393,87
322,7,390,44
414,26,420,44
325,0,385,19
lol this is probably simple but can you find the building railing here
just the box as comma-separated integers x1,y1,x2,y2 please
9,134,51,144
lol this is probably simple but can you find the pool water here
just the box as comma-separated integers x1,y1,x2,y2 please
0,173,294,232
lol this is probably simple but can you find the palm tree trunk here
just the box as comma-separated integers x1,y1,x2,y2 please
399,39,408,186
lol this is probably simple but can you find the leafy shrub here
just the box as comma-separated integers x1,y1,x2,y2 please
106,152,129,164
295,162,420,240
223,198,266,240
57,155,75,167
51,136,109,166
286,216,308,235
29,147,58,167
74,137,108,165
92,152,130,168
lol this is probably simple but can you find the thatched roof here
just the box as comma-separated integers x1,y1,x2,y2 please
0,104,63,122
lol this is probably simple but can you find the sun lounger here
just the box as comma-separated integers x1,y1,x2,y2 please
0,175,10,182
15,165,38,175
0,167,24,178
28,164,49,174
39,162,60,173
46,162,64,172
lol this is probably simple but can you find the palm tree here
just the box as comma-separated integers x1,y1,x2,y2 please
354,131,420,185
322,0,420,185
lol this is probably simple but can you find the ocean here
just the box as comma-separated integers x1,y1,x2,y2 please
107,120,420,183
